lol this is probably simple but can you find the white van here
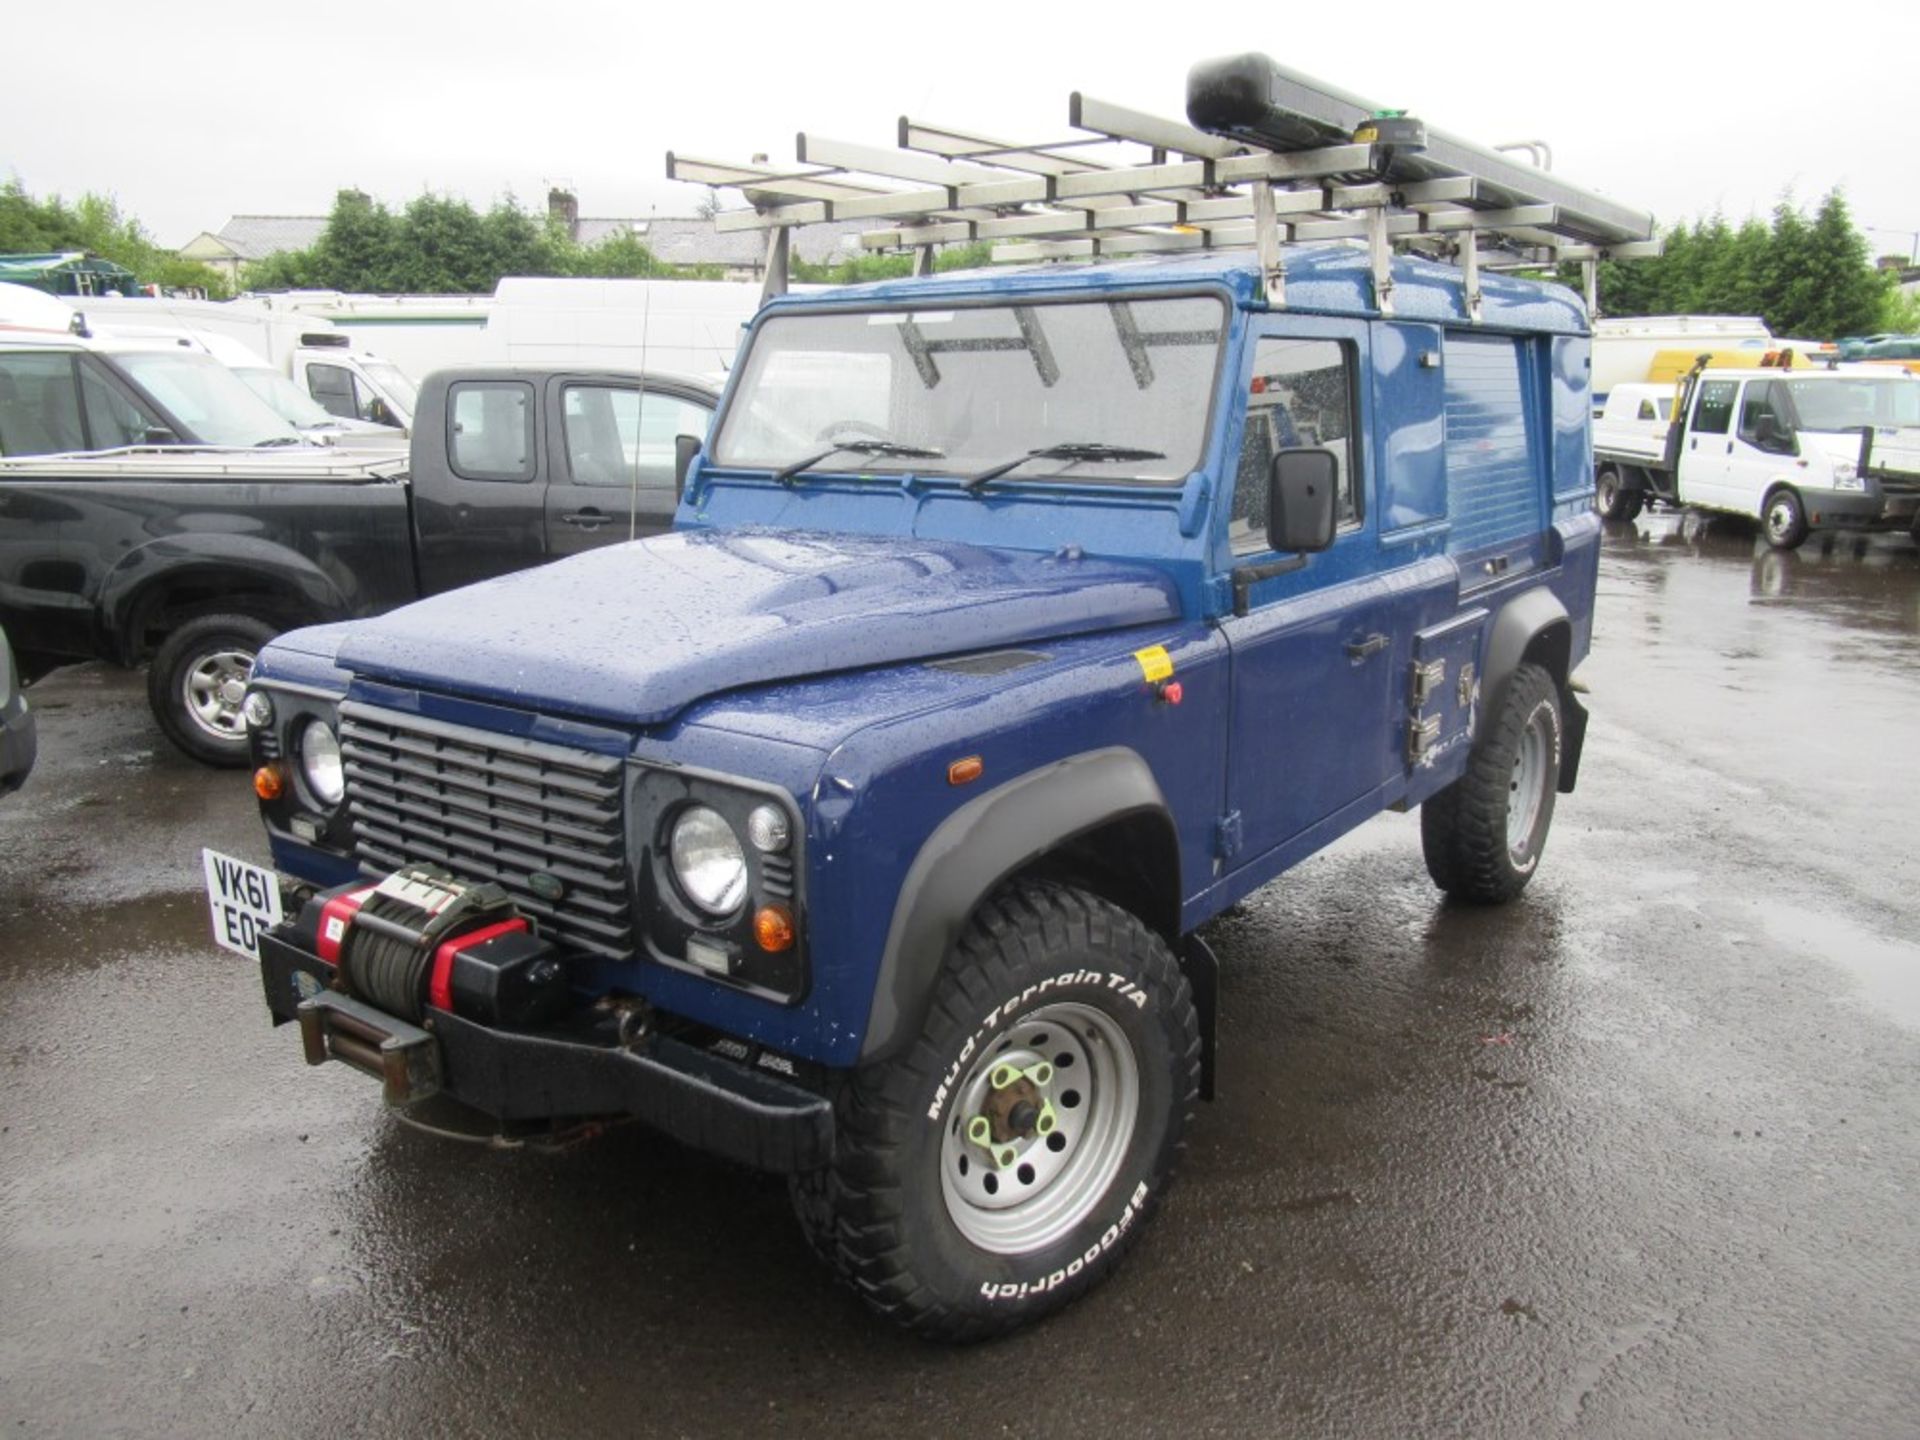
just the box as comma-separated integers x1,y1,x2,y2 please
1593,366,1920,544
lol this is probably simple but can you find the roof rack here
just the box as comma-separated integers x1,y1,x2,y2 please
667,53,1657,319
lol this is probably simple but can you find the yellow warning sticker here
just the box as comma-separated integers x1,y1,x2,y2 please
1133,645,1174,684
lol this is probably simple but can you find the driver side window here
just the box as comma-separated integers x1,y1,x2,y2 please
1738,381,1790,450
1229,337,1359,554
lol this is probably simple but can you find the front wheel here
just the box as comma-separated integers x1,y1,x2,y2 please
147,612,277,767
792,882,1199,1341
1763,487,1810,550
1421,662,1563,904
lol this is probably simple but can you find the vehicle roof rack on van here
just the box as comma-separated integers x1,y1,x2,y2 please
667,53,1658,319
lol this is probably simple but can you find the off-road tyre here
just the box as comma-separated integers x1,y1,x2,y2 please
147,612,277,767
1421,662,1562,904
1594,467,1643,523
791,881,1200,1342
1763,486,1810,551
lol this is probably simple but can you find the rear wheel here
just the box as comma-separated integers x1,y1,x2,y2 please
1594,467,1643,522
791,882,1198,1341
147,612,277,767
1421,662,1562,904
1763,487,1809,550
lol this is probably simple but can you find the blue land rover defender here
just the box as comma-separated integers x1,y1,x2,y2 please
226,58,1649,1339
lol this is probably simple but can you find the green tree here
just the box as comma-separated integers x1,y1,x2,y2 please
1585,188,1893,341
0,178,231,297
565,229,666,279
480,195,560,280
309,189,400,291
1774,191,1886,339
791,240,994,285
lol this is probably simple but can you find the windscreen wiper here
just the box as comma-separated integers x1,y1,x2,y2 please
253,436,307,448
962,441,1167,491
772,438,946,485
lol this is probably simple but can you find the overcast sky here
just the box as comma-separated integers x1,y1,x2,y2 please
6,1,1917,262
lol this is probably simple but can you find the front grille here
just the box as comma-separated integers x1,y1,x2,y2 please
338,701,633,958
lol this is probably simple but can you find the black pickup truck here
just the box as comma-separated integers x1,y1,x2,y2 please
0,366,717,763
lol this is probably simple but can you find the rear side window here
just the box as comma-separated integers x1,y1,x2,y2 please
1692,379,1737,435
0,352,86,456
449,382,534,482
562,386,711,489
1230,337,1360,554
1442,333,1538,554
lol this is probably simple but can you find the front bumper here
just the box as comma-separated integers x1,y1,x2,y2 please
259,928,834,1174
1803,484,1920,532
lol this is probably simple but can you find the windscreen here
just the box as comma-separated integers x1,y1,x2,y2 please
712,295,1227,483
235,367,335,427
363,361,419,416
114,351,303,446
1784,377,1920,431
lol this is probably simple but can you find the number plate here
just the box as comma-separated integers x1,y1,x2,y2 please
202,848,285,960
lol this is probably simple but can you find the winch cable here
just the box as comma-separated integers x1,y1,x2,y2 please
338,891,439,1021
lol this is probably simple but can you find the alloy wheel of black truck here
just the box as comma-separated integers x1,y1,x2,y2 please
147,613,278,768
1594,466,1643,523
1763,486,1810,551
791,882,1199,1341
1420,662,1562,904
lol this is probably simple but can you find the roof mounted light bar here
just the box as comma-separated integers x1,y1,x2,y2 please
666,54,1657,316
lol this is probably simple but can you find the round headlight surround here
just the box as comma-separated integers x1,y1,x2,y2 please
670,804,749,916
298,720,346,808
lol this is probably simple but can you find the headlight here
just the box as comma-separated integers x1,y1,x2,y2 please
1830,459,1863,491
671,805,748,915
299,721,346,807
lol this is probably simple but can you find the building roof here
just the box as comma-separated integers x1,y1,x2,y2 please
213,216,329,260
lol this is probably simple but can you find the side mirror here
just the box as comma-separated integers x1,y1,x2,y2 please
142,426,179,446
367,398,397,429
674,433,702,499
1266,448,1339,554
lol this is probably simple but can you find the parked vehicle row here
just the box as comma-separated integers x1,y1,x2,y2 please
0,365,717,762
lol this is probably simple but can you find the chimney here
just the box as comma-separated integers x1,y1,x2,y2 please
548,187,580,243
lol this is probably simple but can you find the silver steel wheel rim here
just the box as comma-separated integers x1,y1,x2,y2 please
1507,707,1549,857
1596,473,1617,511
1767,498,1795,542
939,1001,1140,1255
182,648,256,741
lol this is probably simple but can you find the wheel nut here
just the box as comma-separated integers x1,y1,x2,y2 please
967,1116,992,1146
990,1064,1019,1089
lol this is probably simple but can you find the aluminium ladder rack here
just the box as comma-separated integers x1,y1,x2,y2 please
666,52,1657,319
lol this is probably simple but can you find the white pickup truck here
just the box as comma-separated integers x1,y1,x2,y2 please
1592,364,1920,547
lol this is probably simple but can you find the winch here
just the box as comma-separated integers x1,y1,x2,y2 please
265,867,575,1104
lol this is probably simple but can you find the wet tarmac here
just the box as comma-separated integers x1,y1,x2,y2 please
2,515,1916,1439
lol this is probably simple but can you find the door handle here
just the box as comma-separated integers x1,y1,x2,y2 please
1344,633,1390,661
1725,441,1733,454
561,509,611,528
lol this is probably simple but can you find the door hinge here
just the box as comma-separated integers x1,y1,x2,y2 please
1214,811,1244,862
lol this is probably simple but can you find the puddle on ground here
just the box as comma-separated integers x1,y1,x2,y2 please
1749,900,1920,1031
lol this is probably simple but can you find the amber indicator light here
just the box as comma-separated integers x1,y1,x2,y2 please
253,765,285,801
754,904,796,953
947,755,984,786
